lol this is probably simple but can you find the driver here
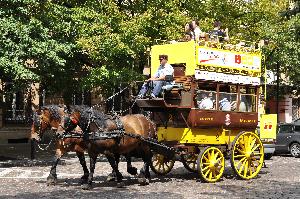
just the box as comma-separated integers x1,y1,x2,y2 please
138,54,174,98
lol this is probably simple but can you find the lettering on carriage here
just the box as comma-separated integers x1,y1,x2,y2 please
239,119,256,123
199,117,214,121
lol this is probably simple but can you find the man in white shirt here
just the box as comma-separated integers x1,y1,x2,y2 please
138,55,174,98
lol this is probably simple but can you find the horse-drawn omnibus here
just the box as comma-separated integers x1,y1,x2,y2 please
136,40,276,182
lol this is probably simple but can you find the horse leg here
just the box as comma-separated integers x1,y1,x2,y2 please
76,151,89,184
106,153,124,188
82,154,97,190
106,153,120,182
125,155,138,176
138,150,151,186
47,149,63,185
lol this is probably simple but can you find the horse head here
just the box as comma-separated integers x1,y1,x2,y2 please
31,105,66,141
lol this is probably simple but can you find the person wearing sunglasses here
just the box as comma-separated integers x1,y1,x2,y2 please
138,54,174,98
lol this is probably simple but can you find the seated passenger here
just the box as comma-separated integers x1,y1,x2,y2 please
197,93,214,110
184,32,193,41
191,20,204,41
209,21,229,42
219,97,231,111
138,55,174,98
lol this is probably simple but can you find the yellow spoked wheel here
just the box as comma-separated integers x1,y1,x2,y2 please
230,131,264,180
181,153,198,173
150,153,175,175
197,146,225,183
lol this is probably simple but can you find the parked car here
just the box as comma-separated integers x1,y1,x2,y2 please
275,122,300,158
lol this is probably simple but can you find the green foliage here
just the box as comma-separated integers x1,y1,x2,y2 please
1,0,300,100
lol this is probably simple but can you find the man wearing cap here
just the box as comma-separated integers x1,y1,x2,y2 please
138,54,174,98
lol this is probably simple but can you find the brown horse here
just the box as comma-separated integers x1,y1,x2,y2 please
62,105,156,189
31,105,156,189
31,105,90,185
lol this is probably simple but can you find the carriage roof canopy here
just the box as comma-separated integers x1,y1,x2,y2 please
151,41,262,85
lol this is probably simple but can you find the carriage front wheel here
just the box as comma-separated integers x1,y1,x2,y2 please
150,152,175,175
197,146,225,183
230,131,264,180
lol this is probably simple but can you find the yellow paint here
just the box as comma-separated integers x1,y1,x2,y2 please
260,114,277,139
151,41,196,76
239,119,256,123
156,127,250,145
150,42,262,76
199,117,214,121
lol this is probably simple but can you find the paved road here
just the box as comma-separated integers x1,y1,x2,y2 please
0,155,299,199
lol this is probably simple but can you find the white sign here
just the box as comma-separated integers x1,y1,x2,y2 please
197,47,261,71
195,70,260,85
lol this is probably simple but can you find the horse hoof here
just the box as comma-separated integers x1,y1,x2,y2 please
127,167,138,176
46,175,57,186
79,175,89,184
81,183,92,190
106,175,116,182
116,182,125,188
138,178,149,186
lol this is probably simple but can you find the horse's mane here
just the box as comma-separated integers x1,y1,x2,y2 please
38,104,112,130
41,105,64,121
68,105,111,129
32,111,41,127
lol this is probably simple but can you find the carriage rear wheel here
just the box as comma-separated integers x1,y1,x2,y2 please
181,153,198,173
197,146,225,183
150,152,175,175
230,131,264,180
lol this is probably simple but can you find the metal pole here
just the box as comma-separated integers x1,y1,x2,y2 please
276,62,280,123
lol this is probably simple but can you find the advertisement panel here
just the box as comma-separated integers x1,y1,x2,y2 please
196,47,261,73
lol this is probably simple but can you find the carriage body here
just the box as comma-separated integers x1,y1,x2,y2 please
137,40,275,182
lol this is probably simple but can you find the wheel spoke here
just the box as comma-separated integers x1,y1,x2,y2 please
234,154,246,158
243,161,249,178
162,164,166,172
204,169,210,177
250,138,257,150
249,161,253,176
203,155,209,162
251,143,261,152
235,156,246,168
154,161,159,168
247,135,252,149
236,148,245,155
202,164,210,171
216,156,223,162
238,158,247,174
209,171,213,180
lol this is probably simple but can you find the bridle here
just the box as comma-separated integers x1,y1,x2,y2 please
33,113,55,151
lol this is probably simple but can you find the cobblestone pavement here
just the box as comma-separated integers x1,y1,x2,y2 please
0,155,299,199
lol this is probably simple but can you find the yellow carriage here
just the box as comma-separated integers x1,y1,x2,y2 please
136,40,273,182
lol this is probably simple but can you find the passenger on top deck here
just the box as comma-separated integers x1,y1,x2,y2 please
184,32,193,41
209,21,229,42
138,55,174,99
191,20,204,41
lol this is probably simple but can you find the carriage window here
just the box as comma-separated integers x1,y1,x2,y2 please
196,82,217,110
239,86,256,112
218,85,237,111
